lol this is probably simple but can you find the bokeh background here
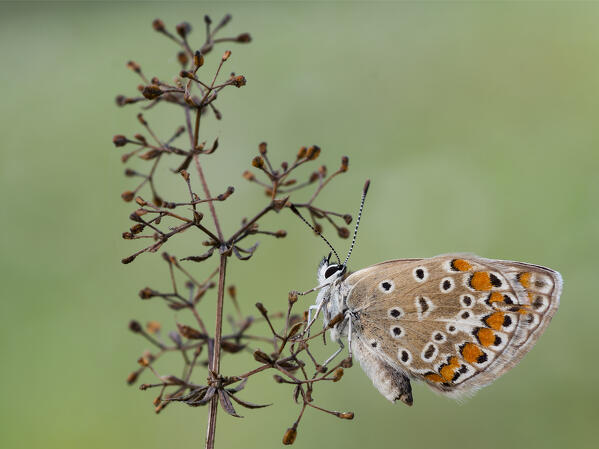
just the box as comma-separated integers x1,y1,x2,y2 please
2,2,598,449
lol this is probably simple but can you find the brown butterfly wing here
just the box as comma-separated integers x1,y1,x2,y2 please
345,254,561,397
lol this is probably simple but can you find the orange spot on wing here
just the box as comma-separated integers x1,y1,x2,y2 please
485,312,505,330
488,292,503,303
451,259,472,271
518,306,530,315
519,272,531,289
425,373,445,383
426,357,461,384
470,272,492,291
439,357,460,381
461,343,484,364
477,328,495,347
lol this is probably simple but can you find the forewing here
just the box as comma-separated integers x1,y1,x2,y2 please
345,254,561,397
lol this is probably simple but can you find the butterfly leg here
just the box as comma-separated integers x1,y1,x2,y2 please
304,303,324,337
347,313,353,357
321,339,344,368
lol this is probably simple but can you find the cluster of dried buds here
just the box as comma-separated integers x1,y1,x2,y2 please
115,15,354,447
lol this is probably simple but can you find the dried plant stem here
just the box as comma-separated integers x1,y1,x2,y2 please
206,254,227,449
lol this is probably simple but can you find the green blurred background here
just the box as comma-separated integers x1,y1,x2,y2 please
1,1,598,448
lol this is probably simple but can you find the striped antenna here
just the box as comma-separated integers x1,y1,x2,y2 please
289,204,341,265
343,179,370,268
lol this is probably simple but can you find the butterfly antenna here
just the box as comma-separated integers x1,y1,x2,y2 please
289,204,341,265
343,179,370,268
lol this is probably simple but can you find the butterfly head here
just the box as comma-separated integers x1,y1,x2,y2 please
317,254,347,285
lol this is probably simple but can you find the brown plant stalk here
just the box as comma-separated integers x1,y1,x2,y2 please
115,15,355,448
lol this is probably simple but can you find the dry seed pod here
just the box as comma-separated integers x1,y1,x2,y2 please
282,427,297,445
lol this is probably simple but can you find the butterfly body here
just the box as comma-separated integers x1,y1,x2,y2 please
315,254,562,405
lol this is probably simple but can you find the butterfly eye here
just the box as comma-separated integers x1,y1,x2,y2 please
324,265,341,279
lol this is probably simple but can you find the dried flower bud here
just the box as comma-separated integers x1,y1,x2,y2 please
194,50,204,68
146,321,161,334
177,323,204,340
275,230,287,238
121,254,137,264
258,142,267,154
130,224,144,234
124,168,136,177
217,186,235,201
135,197,147,206
306,145,321,160
338,227,350,239
139,149,160,160
318,165,327,177
332,367,344,382
137,113,147,126
175,22,191,38
179,70,194,79
282,427,297,445
236,33,252,43
336,411,354,420
341,357,353,368
253,349,272,365
180,169,190,181
137,356,150,367
129,320,142,333
113,135,128,147
242,170,255,181
273,375,285,383
343,214,352,225
340,155,349,172
309,172,319,183
153,195,163,207
281,161,289,171
142,85,163,100
287,321,304,338
255,302,268,316
126,60,141,73
232,75,246,87
139,287,155,299
222,50,232,61
115,95,127,106
153,396,161,407
122,232,134,240
288,290,298,304
177,51,188,66
126,371,139,384
252,156,265,168
121,191,135,202
152,19,165,32
297,146,307,159
313,223,323,235
218,14,232,28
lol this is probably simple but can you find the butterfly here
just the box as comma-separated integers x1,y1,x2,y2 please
294,181,562,406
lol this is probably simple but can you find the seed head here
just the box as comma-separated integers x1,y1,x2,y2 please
113,135,128,147
142,85,163,100
121,191,135,202
236,33,252,43
282,427,297,445
129,320,142,333
176,22,192,38
152,19,165,32
252,156,265,169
